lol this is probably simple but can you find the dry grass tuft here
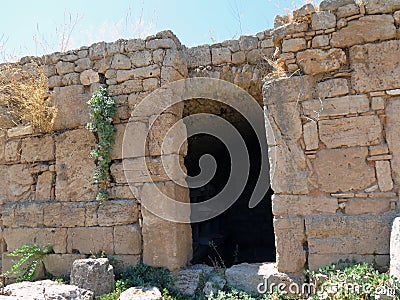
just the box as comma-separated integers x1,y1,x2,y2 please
0,60,56,132
265,57,287,79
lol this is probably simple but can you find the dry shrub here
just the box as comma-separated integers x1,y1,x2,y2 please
0,60,56,132
265,57,287,79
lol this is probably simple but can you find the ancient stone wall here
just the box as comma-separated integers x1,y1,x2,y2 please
0,0,399,277
264,0,400,273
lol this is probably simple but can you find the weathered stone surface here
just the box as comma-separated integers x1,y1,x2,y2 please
297,48,346,75
3,202,43,228
314,147,376,193
303,121,319,150
395,10,400,25
386,98,400,186
2,280,94,300
21,135,54,162
0,130,5,162
43,202,85,227
311,11,336,30
350,41,400,93
390,217,400,279
306,214,395,255
271,22,309,43
52,85,90,130
36,171,53,200
316,78,349,99
319,115,382,148
4,139,20,162
0,164,33,201
376,161,394,192
43,254,86,277
130,50,152,67
312,35,330,48
114,225,142,255
7,125,33,138
293,4,315,19
3,227,67,253
111,53,131,69
266,102,302,141
203,274,226,297
336,3,360,18
282,38,306,52
272,194,338,216
362,0,400,14
274,217,306,273
56,129,96,201
309,254,374,271
239,36,258,51
211,47,231,65
119,287,162,300
56,61,74,75
173,265,213,296
319,0,356,11
146,38,176,50
111,121,147,159
71,258,115,296
185,45,211,68
97,200,139,226
331,15,396,48
345,198,391,215
80,69,99,86
67,227,114,254
302,95,369,119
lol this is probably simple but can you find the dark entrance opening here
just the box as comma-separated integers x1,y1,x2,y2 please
185,115,275,268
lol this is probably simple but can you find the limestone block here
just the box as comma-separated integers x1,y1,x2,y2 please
97,200,139,226
3,227,67,253
274,217,306,273
0,130,5,162
148,113,180,156
143,78,159,91
173,265,213,296
309,254,374,271
362,0,400,14
376,161,394,192
297,48,346,75
43,202,86,227
312,35,330,48
371,97,385,110
146,38,176,50
36,171,53,200
336,4,360,18
395,11,400,25
55,129,96,201
110,122,148,160
272,23,309,44
62,73,80,86
7,125,34,138
52,85,90,130
111,53,131,69
211,47,231,65
311,11,336,30
48,75,63,88
231,51,246,64
282,38,307,53
75,57,92,72
239,36,258,51
345,198,391,215
293,4,315,19
70,258,115,296
305,214,395,255
314,147,376,193
21,135,54,163
390,217,400,279
316,78,349,99
109,185,135,199
80,69,99,86
272,194,338,216
370,144,389,156
319,115,382,148
56,61,74,75
331,15,396,48
126,39,146,52
0,164,33,201
386,98,400,186
3,202,43,228
67,227,114,254
302,95,369,119
42,254,87,277
119,287,162,300
303,121,319,150
319,0,356,11
161,66,184,84
4,139,20,162
350,41,400,93
114,225,142,255
185,45,211,68
129,50,152,67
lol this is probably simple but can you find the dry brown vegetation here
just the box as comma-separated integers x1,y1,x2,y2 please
0,60,57,132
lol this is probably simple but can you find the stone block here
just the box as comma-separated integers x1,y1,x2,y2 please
312,35,330,48
43,202,86,227
272,194,338,216
36,171,53,201
114,225,142,255
173,265,213,296
4,139,20,162
362,0,400,14
282,38,306,52
302,95,369,119
211,47,231,65
371,97,385,110
232,51,246,64
303,121,319,150
274,217,306,273
316,78,349,99
108,79,143,96
3,227,67,253
311,11,336,30
297,48,346,75
319,0,356,11
239,36,258,51
21,135,54,163
111,53,131,69
52,85,90,131
350,40,400,93
146,38,176,50
80,69,99,86
2,254,46,281
390,217,400,279
185,45,211,68
55,129,96,201
119,287,162,300
331,15,396,48
3,202,43,228
0,130,5,163
67,227,114,254
293,4,315,19
386,98,400,186
314,147,376,193
0,164,33,202
319,115,382,148
345,198,391,215
112,255,140,274
306,214,395,255
272,22,308,43
97,200,139,226
376,161,394,192
56,61,74,75
7,125,33,138
309,254,374,271
129,50,152,67
43,254,86,277
267,102,302,141
336,4,360,18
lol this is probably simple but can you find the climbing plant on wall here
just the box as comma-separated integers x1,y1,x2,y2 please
86,86,116,202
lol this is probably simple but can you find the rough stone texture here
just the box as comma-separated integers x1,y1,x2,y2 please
0,164,33,202
297,48,346,75
203,274,226,297
70,258,115,296
314,147,376,193
316,78,349,98
56,129,96,201
36,171,53,200
119,287,163,300
114,225,142,255
311,11,336,30
272,194,338,216
376,160,394,192
386,98,400,186
80,69,99,86
390,217,400,279
173,265,213,296
319,115,383,148
282,38,306,53
331,15,396,48
345,198,391,215
319,0,356,11
67,227,114,254
21,135,54,163
362,0,400,14
351,40,400,93
2,280,94,300
42,254,86,277
303,122,319,150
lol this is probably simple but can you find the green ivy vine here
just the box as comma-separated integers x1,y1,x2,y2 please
86,86,116,203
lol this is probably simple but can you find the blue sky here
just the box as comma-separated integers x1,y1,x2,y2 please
1,0,308,61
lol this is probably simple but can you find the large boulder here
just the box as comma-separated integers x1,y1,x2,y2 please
70,258,115,296
118,287,163,300
0,280,93,300
173,264,213,296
